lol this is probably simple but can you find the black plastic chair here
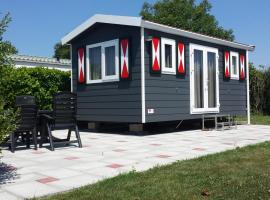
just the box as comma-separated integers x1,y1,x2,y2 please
41,92,82,151
15,96,35,106
10,104,38,153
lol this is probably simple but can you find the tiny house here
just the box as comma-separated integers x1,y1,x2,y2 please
61,14,255,128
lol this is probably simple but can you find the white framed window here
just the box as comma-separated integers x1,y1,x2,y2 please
190,44,220,114
86,39,119,84
230,51,239,80
161,38,176,74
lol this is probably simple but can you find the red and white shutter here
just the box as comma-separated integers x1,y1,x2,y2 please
152,37,160,72
177,42,185,74
120,39,129,79
78,48,85,83
240,54,246,80
224,51,230,78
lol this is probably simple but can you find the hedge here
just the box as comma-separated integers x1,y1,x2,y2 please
0,66,71,110
249,63,270,115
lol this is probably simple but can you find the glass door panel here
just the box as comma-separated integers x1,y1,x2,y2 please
194,49,204,108
207,52,216,108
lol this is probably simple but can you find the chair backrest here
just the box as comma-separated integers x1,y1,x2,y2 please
53,92,77,126
16,96,35,106
16,105,38,131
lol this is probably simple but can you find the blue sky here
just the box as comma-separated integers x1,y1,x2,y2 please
1,0,269,66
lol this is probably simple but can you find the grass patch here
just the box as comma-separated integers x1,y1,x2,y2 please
39,142,270,200
237,114,270,125
251,115,270,125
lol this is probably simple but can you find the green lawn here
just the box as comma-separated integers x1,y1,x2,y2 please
237,114,270,125
39,142,270,200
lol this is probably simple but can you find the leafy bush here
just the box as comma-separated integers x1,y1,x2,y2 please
0,98,17,145
0,66,70,110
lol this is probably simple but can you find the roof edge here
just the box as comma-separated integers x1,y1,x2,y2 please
9,54,71,66
142,20,255,51
61,14,255,51
61,14,142,45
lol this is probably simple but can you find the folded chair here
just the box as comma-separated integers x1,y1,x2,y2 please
10,101,38,153
41,92,82,151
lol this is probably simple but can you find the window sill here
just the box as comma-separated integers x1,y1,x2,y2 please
230,75,239,80
86,78,120,84
161,70,176,75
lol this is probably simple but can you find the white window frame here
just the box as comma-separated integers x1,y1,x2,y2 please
161,38,176,74
86,39,119,84
190,43,220,114
230,51,239,80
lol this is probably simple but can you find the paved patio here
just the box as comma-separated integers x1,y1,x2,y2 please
0,125,270,200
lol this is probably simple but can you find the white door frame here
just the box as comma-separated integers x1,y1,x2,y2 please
190,43,220,114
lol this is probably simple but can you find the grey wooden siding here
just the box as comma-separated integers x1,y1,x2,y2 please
144,29,247,123
71,24,142,123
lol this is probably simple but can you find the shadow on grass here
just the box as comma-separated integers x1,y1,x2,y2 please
0,160,18,185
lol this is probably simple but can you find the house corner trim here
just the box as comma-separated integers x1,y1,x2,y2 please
141,27,146,123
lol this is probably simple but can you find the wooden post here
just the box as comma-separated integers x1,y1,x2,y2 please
129,124,144,132
88,122,99,130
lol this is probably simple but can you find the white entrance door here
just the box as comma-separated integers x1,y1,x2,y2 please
190,44,220,114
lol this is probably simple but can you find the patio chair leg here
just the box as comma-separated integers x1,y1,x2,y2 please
75,125,82,148
39,120,45,148
10,132,15,153
32,128,38,150
26,132,30,148
47,124,54,151
67,129,71,141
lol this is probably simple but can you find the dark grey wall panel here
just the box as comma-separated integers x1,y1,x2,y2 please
71,24,142,123
144,29,247,123
78,115,142,123
77,95,141,103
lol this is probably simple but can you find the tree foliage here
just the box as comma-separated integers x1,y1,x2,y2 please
249,64,270,115
0,13,17,67
140,0,235,41
249,64,265,113
53,42,70,59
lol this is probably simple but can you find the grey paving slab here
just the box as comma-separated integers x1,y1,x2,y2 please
0,191,21,200
0,125,270,199
47,174,102,191
2,181,58,199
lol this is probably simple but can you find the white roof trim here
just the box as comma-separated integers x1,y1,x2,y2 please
61,14,255,51
142,20,255,51
61,14,142,45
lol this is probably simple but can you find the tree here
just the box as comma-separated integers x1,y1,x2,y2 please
0,13,18,66
140,0,234,41
0,13,17,146
53,42,70,59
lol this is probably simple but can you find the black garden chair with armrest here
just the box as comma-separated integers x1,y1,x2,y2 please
41,92,82,151
10,104,38,153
